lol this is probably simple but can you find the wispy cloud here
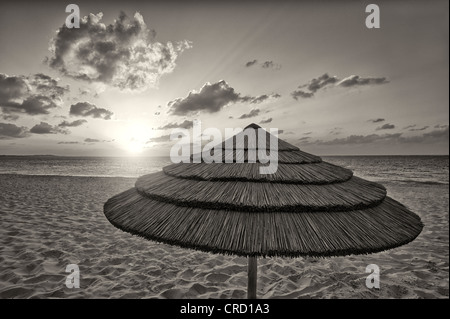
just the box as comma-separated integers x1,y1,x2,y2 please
239,109,260,119
337,75,389,87
376,123,395,130
157,120,193,130
245,60,281,69
58,119,87,127
299,127,448,146
368,118,385,123
260,118,272,124
291,73,389,100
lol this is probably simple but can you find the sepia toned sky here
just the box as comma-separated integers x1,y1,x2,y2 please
0,0,448,156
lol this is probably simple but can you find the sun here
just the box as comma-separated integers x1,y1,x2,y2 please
121,122,153,155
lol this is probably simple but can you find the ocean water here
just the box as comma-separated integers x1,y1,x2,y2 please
0,155,448,186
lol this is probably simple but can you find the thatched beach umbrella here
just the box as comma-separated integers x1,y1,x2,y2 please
104,123,423,299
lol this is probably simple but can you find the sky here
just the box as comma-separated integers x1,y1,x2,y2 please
0,0,448,156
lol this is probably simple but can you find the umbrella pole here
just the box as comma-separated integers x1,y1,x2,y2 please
247,256,257,299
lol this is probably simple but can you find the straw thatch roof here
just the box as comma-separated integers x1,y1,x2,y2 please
104,124,423,258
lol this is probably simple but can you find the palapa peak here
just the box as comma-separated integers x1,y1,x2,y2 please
244,123,262,130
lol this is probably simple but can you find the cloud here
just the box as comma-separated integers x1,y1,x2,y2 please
157,120,193,130
409,126,429,131
291,73,388,100
291,90,314,100
239,109,260,119
246,93,281,104
168,81,279,115
168,81,242,115
57,141,79,144
147,134,171,143
58,119,88,127
369,118,385,123
0,73,68,118
399,127,449,143
305,74,339,93
260,118,272,124
329,127,343,135
245,60,258,67
376,123,395,130
261,61,281,69
306,133,402,145
2,114,19,121
300,127,449,146
337,75,389,87
245,60,281,69
155,112,160,115
47,11,192,91
0,123,29,139
434,124,448,129
83,138,114,143
30,122,68,134
298,136,311,142
70,102,113,119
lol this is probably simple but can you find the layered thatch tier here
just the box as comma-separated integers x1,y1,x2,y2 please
191,149,322,163
104,189,422,257
104,123,423,257
135,172,385,212
164,162,352,183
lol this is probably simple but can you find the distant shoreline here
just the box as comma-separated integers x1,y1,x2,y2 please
0,154,449,158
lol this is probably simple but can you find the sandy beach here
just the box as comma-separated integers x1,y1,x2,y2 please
0,174,448,299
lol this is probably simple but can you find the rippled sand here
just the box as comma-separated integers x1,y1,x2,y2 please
0,174,448,298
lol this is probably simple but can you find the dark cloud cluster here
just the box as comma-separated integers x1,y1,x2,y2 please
291,73,389,100
47,12,192,91
0,73,68,119
168,81,241,115
168,81,280,116
157,120,193,130
70,102,113,120
0,122,29,139
30,122,68,135
239,109,260,119
376,123,395,130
